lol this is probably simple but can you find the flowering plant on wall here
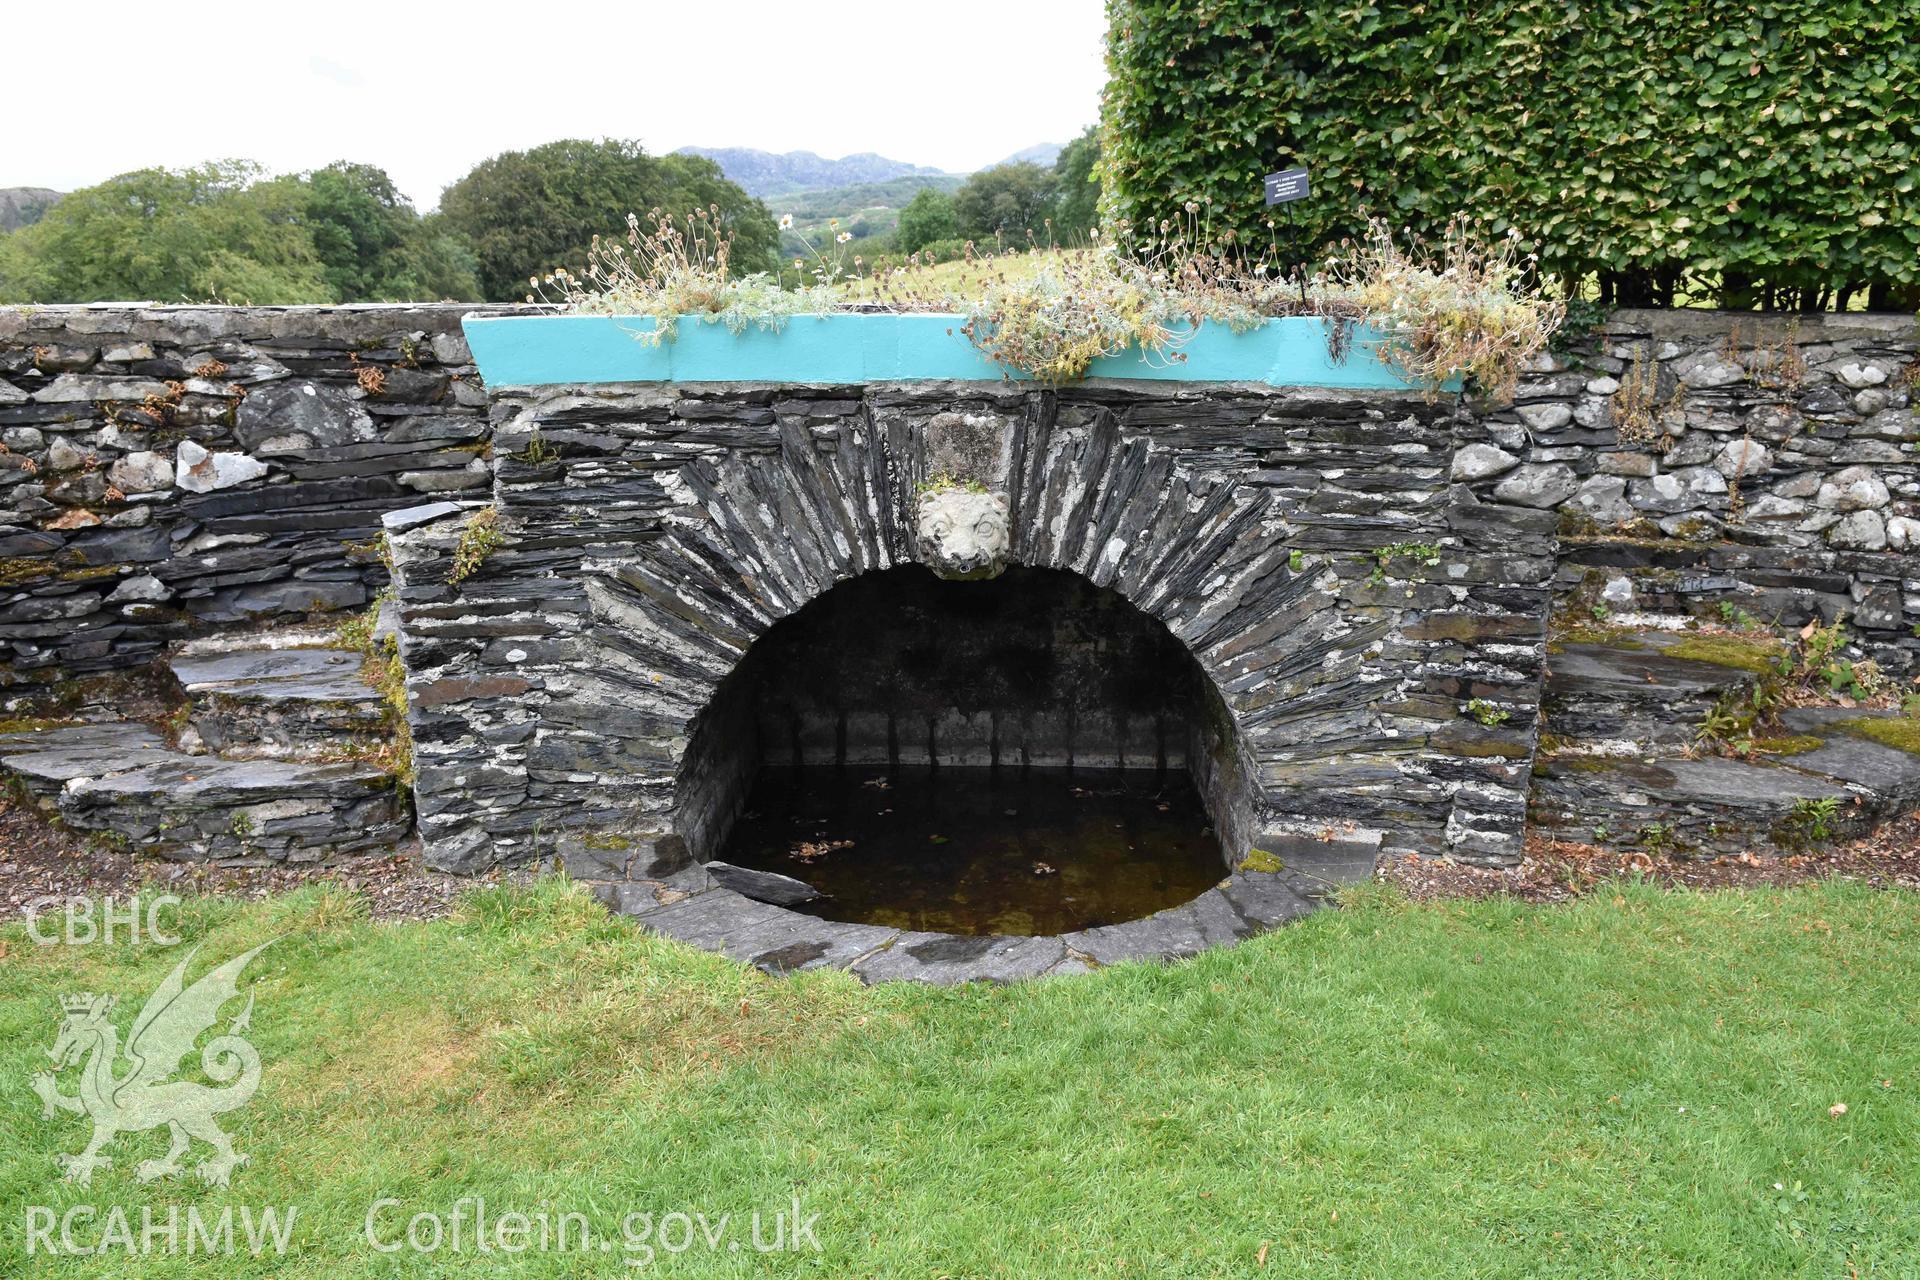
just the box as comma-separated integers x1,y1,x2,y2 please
529,204,1562,398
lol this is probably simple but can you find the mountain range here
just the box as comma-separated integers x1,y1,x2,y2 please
674,148,948,198
674,144,1066,198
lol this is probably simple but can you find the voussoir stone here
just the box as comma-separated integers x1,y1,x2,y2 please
1492,462,1579,508
1450,442,1521,482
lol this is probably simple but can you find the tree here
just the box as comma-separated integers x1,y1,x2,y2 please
439,139,778,301
952,163,1059,244
1051,128,1101,243
896,188,958,254
0,161,332,304
301,162,480,301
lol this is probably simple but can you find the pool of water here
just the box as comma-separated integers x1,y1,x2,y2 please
716,765,1227,935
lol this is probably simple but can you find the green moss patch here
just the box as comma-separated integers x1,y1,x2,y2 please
1238,848,1284,873
1832,716,1920,756
1752,734,1823,757
1664,633,1784,674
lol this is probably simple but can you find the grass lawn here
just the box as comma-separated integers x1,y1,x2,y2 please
3,877,1917,1276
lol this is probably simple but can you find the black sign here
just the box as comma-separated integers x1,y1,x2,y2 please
1263,168,1309,205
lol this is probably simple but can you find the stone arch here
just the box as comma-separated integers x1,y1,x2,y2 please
570,395,1301,861
402,382,1541,897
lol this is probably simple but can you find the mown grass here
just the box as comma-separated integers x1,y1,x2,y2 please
3,876,1918,1276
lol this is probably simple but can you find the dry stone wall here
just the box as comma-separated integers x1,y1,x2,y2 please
1457,310,1919,666
0,304,532,677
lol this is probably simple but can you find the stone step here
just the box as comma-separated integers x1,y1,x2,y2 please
167,644,385,759
0,722,409,863
1544,632,1758,749
1530,708,1920,856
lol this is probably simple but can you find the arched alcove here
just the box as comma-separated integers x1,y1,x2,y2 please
675,564,1252,935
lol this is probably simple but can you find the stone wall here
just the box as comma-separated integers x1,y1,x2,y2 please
387,382,1555,875
2,304,1913,874
0,304,531,678
1456,310,1919,666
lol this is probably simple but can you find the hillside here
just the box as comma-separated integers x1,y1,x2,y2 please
0,187,62,232
995,142,1063,168
675,147,946,198
773,175,967,255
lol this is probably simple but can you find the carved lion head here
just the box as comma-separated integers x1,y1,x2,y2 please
915,487,1011,580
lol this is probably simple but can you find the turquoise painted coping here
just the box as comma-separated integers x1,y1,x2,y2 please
463,313,1431,391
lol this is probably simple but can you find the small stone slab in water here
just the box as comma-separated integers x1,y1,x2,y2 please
851,932,1066,985
704,859,826,906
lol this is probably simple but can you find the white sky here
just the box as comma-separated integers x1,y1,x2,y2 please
6,1,1108,210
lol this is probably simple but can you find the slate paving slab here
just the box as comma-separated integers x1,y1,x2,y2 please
851,931,1069,985
169,645,385,756
0,722,407,862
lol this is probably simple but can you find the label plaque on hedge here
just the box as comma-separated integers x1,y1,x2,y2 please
1263,168,1309,205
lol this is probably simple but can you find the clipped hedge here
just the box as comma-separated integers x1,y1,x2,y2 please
1102,0,1920,309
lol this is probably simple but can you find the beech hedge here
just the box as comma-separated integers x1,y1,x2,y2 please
1102,0,1920,309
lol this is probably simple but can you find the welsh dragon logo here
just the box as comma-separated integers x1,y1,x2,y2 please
31,941,274,1187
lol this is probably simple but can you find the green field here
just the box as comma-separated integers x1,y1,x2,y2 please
4,877,1917,1276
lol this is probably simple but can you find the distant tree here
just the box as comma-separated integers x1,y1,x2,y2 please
1051,127,1101,242
439,139,778,301
300,162,480,301
951,162,1060,245
896,188,958,254
0,231,46,302
0,161,332,304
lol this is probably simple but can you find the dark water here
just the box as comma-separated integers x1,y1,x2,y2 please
718,765,1227,935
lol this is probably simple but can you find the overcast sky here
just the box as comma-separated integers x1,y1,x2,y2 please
8,1,1108,210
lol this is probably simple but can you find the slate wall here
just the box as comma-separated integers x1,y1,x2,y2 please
1460,310,1919,667
386,382,1556,875
0,304,533,678
2,304,1914,871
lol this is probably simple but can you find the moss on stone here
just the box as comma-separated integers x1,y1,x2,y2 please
1832,717,1920,756
1548,755,1623,774
0,557,55,587
59,564,121,583
0,716,74,734
1238,848,1284,873
583,833,636,851
1664,633,1783,674
1752,734,1823,757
